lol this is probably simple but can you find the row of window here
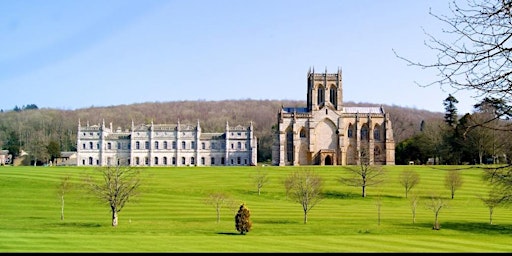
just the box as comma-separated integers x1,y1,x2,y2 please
316,85,338,107
82,156,249,166
294,125,383,141
81,140,250,150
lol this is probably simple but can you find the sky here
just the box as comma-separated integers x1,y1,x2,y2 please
0,0,480,114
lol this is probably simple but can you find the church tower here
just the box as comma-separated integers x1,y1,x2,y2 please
307,67,343,112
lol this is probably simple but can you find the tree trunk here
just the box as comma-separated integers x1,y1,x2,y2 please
60,195,64,221
303,211,308,224
112,209,118,227
362,185,366,197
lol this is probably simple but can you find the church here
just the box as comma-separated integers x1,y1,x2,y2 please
272,68,395,166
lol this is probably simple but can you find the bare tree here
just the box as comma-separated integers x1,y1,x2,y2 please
482,165,512,206
83,166,141,227
204,192,231,223
251,167,269,195
445,170,464,199
374,192,383,226
285,169,323,224
409,193,420,224
399,170,420,198
394,0,512,123
339,148,386,197
235,203,252,235
57,175,72,221
478,187,506,225
426,193,448,230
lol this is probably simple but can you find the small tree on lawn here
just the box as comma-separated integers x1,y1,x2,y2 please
251,167,269,195
426,193,448,230
204,192,231,223
285,168,323,224
57,175,72,221
399,170,420,198
235,203,252,235
409,193,420,224
478,187,506,225
83,165,141,227
445,170,463,199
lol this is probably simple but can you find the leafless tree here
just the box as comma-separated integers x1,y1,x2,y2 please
83,166,141,227
394,0,512,126
409,193,420,224
284,169,323,224
426,193,448,230
478,187,506,225
57,175,72,221
399,170,420,198
204,192,231,223
339,148,386,197
445,170,464,199
251,167,269,195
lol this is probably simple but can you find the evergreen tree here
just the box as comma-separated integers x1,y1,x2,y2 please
443,94,459,128
234,203,252,235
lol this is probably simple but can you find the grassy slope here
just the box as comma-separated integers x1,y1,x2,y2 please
0,165,510,252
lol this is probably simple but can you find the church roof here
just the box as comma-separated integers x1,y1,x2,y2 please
344,107,383,114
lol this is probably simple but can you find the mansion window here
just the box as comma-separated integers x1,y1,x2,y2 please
155,141,159,150
145,141,149,149
136,141,140,149
163,141,168,149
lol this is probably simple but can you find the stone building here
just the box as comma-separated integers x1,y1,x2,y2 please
77,120,257,167
272,68,395,166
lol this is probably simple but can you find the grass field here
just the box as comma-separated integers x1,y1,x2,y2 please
0,164,511,252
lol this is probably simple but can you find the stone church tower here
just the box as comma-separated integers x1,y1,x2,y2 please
272,67,395,166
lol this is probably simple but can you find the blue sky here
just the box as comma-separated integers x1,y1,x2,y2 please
1,0,479,114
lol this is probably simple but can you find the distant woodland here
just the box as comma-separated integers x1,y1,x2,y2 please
0,99,443,163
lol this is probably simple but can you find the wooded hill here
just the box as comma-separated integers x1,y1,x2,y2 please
0,99,443,163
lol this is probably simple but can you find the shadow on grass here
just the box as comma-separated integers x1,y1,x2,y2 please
400,221,512,235
441,221,512,235
55,222,102,228
322,190,360,199
217,232,241,235
258,219,298,224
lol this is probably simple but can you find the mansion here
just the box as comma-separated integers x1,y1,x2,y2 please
77,120,257,167
272,68,395,166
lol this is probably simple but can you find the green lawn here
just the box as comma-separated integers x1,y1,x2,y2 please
0,165,510,252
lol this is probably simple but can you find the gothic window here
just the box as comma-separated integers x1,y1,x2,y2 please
286,129,294,162
347,124,354,138
299,128,306,138
329,85,337,106
361,125,369,140
373,124,381,141
317,85,325,105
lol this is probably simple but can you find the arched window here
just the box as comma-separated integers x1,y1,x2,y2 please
89,142,93,149
329,85,337,106
154,157,159,165
163,157,168,165
145,141,149,149
373,124,381,141
317,85,325,105
191,157,195,165
136,141,140,149
361,125,369,140
154,141,159,150
181,157,186,165
237,142,241,149
300,128,306,138
163,141,168,149
348,124,354,138
182,141,186,149
107,142,112,150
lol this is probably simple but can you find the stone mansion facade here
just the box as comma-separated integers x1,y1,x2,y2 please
272,68,395,166
77,120,257,167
